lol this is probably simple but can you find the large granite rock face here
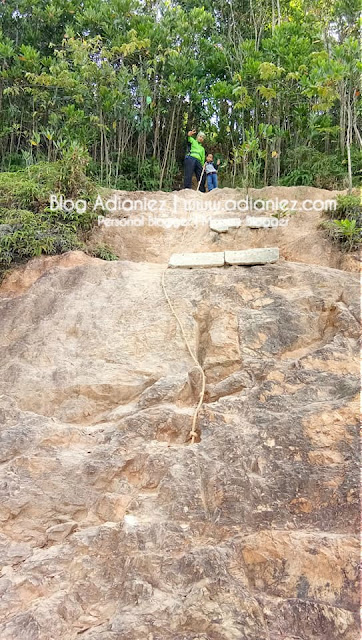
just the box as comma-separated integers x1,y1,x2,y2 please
0,252,360,639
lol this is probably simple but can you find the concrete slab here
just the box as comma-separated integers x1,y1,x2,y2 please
225,247,279,265
169,252,225,268
210,218,241,232
245,216,279,228
209,221,229,233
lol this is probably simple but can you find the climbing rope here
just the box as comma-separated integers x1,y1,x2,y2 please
161,267,206,444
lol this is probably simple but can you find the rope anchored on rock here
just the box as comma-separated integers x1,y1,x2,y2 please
161,267,206,444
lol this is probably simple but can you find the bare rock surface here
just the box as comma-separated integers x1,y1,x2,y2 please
0,187,360,639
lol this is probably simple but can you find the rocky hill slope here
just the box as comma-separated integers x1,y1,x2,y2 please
0,188,360,639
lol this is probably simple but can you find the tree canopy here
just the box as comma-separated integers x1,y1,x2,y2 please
0,0,360,189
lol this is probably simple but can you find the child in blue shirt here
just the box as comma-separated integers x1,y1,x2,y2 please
205,154,220,191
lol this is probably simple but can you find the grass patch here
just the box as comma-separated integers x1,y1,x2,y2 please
90,244,119,261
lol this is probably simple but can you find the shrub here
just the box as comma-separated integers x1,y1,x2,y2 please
58,142,92,197
311,154,346,190
0,208,84,271
117,156,172,191
322,194,362,251
0,167,50,210
322,218,362,251
280,148,356,189
280,168,314,186
89,155,177,191
91,244,119,261
328,194,362,222
114,177,139,191
0,155,94,211
0,153,96,275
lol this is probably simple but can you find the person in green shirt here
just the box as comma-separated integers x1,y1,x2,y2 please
184,129,206,192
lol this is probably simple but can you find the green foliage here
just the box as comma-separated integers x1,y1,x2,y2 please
330,194,362,222
58,143,92,198
105,156,177,191
322,218,362,251
280,169,314,186
280,149,357,189
0,0,359,189
0,155,94,211
307,155,347,190
91,244,119,261
322,194,362,251
0,159,96,274
0,208,84,271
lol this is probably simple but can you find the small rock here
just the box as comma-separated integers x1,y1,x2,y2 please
46,521,77,542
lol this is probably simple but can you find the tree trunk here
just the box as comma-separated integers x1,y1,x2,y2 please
339,84,346,154
159,103,176,190
346,95,353,193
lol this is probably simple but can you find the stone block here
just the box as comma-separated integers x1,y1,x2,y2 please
225,247,279,265
210,218,241,232
245,216,279,228
169,252,225,268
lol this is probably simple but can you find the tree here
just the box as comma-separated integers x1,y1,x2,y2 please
0,0,360,189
